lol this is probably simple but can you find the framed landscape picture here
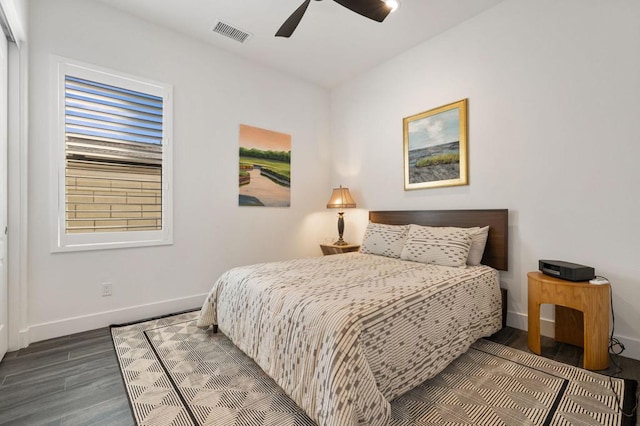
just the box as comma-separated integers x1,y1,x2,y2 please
403,99,468,190
238,124,291,207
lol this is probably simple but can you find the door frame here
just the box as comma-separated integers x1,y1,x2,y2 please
2,0,29,352
0,28,7,359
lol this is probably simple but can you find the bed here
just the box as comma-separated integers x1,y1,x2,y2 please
197,209,508,426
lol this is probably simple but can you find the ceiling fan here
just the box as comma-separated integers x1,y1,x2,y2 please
275,0,397,38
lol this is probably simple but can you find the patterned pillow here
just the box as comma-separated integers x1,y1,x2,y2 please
467,226,489,266
400,224,474,267
360,222,409,258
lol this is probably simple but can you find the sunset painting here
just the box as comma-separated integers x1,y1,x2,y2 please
239,124,291,207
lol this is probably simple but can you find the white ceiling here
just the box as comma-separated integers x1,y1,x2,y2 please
98,0,504,88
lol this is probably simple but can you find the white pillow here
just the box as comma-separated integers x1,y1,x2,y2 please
400,224,474,268
467,226,489,266
360,222,409,258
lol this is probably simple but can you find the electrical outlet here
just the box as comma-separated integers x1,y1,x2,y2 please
101,282,112,297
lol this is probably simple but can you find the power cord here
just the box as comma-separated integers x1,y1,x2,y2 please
596,275,638,419
604,277,626,356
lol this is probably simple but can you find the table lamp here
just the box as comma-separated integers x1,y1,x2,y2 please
326,185,356,246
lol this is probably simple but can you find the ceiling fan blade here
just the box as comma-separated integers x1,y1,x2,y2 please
276,0,312,38
332,0,392,22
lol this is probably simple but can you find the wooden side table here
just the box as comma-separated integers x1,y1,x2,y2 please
527,271,610,370
320,244,360,255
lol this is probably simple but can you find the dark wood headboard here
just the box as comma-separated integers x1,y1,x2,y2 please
369,209,508,271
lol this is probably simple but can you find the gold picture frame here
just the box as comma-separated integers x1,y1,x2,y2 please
403,99,468,190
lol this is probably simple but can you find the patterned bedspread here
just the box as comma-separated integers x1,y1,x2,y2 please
197,253,502,426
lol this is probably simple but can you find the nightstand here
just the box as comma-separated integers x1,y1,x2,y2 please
320,243,360,255
527,271,610,370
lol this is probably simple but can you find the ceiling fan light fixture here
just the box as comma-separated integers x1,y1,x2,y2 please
383,0,400,13
277,0,395,38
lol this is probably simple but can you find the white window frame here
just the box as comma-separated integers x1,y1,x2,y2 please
50,57,173,252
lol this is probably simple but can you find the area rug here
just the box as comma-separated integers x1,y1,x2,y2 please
111,310,637,426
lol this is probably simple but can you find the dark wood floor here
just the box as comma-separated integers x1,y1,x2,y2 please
0,327,133,425
0,326,638,425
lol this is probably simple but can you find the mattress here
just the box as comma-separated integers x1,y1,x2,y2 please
197,253,502,426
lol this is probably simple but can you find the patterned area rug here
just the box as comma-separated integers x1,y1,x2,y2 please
111,311,637,426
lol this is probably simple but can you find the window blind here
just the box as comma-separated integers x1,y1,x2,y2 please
64,76,164,233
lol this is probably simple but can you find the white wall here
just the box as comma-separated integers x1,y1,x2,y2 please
24,0,640,361
26,0,333,342
330,0,640,359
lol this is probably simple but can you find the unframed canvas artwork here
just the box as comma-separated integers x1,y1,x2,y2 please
239,124,291,207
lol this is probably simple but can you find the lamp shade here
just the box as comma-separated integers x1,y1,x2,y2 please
326,186,356,209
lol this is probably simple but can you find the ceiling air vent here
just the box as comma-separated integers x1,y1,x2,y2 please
212,20,252,43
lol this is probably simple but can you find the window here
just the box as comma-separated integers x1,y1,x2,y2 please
51,58,173,251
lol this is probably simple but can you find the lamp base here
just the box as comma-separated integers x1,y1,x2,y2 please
333,238,349,246
334,212,349,246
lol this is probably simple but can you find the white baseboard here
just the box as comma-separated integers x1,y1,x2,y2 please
18,328,29,349
26,293,207,345
507,311,555,338
23,303,640,362
506,311,640,361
